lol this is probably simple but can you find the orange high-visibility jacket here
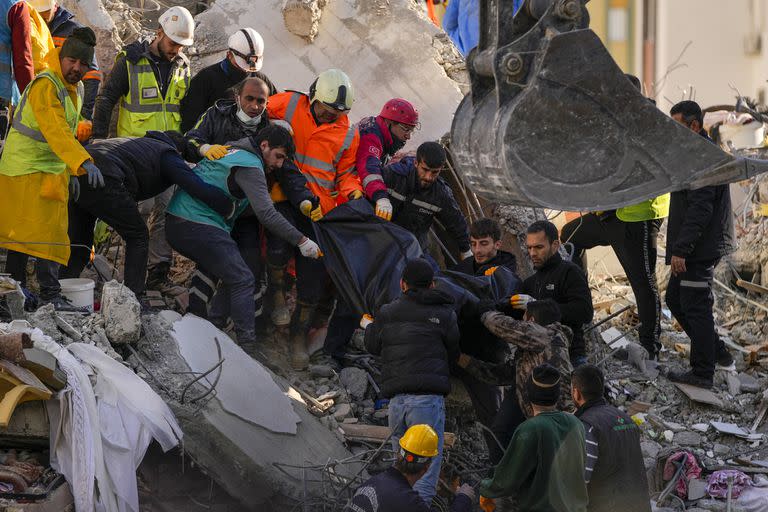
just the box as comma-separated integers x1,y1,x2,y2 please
268,91,361,214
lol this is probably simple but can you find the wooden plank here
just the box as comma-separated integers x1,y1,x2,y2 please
736,279,768,295
340,423,456,448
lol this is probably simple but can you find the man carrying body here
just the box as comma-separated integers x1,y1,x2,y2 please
267,68,362,370
665,100,735,388
346,424,475,512
363,259,460,506
479,364,588,512
517,220,593,365
92,5,195,290
180,27,276,132
0,28,103,309
572,364,651,512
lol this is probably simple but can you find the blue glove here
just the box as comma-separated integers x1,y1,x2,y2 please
82,161,105,188
69,176,80,202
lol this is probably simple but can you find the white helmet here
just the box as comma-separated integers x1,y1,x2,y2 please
159,6,194,46
228,28,264,72
309,69,354,111
26,0,55,12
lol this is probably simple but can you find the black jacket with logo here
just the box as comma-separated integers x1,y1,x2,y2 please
364,288,460,398
452,249,517,277
522,253,593,358
382,157,470,253
576,398,651,512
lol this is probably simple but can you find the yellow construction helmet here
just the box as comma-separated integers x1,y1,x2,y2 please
309,69,354,112
399,424,439,460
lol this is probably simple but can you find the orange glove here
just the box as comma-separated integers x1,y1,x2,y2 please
479,496,496,512
76,120,92,142
483,266,499,276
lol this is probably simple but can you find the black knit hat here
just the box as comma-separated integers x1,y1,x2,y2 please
60,27,96,67
402,259,434,289
528,363,561,407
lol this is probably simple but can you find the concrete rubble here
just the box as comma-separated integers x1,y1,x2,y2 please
100,280,142,345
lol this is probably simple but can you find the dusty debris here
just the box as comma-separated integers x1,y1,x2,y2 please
282,0,329,41
100,280,141,345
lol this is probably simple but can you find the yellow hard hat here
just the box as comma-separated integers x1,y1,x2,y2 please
309,69,354,112
399,424,439,459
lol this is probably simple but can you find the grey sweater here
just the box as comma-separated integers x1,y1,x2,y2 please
229,138,305,246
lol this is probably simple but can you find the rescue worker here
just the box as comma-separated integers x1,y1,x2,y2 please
452,217,517,276
0,28,104,309
458,299,574,463
479,364,588,512
665,100,735,389
346,424,475,512
382,141,471,259
363,259,460,506
356,98,419,221
92,5,194,292
560,75,667,360
572,365,651,512
182,76,318,332
0,0,35,107
60,131,235,298
516,220,593,366
28,0,100,120
165,125,322,346
180,27,276,133
267,68,362,370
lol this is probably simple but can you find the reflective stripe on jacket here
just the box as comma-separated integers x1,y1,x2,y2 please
167,149,261,232
116,52,190,137
616,194,670,222
0,69,81,176
267,91,361,214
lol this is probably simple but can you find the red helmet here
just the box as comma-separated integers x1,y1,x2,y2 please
379,98,419,126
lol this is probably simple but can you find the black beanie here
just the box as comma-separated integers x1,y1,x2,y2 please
402,259,434,289
527,363,561,407
60,27,96,67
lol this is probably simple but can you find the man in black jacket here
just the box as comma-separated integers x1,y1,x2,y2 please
59,131,234,298
346,424,475,512
572,365,651,512
382,142,471,260
517,220,594,365
179,28,276,133
364,259,460,506
452,218,517,276
666,101,736,388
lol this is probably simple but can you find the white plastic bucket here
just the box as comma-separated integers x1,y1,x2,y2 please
59,278,95,312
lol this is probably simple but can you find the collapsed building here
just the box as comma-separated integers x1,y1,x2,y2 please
1,0,768,511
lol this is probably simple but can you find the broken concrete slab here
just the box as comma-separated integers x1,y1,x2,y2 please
339,367,368,400
171,315,301,434
674,431,702,447
140,313,363,509
674,383,725,408
101,280,141,345
282,0,328,41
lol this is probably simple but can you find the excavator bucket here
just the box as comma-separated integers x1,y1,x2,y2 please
451,0,768,210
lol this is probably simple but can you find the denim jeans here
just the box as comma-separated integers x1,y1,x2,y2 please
388,394,445,505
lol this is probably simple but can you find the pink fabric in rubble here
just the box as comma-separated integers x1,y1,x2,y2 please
663,451,702,498
707,470,752,499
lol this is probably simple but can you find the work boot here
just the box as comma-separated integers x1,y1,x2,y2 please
267,264,290,327
667,369,713,389
145,262,171,292
41,295,90,313
716,347,736,371
289,302,315,370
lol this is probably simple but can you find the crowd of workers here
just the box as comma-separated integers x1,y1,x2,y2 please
0,1,737,510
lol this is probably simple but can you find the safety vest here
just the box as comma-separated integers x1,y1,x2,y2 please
616,194,670,222
0,0,22,103
116,52,189,137
167,149,262,232
0,69,81,176
268,91,358,213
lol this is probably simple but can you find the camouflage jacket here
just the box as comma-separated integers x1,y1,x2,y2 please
464,312,574,418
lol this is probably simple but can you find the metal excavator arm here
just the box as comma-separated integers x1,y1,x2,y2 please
450,0,768,210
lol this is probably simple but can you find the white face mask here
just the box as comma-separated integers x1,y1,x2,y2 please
236,97,263,126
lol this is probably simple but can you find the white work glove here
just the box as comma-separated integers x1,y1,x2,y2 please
456,483,476,501
81,161,105,188
510,293,534,310
375,198,392,221
360,314,374,329
298,237,322,259
460,249,473,260
69,176,80,202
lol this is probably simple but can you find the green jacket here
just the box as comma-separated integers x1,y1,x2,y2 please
480,411,588,512
616,194,670,222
